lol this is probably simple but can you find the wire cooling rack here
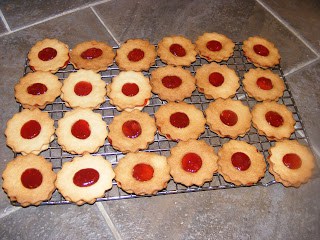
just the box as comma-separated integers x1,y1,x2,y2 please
12,42,310,206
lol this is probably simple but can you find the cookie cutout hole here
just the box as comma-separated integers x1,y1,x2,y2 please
161,76,182,89
220,110,238,126
182,153,202,173
231,152,251,171
122,83,139,97
209,72,224,87
132,163,154,181
127,48,145,62
71,119,91,139
74,81,93,96
38,47,57,61
170,112,190,128
27,83,48,95
73,168,100,187
169,44,186,57
282,153,302,169
206,40,222,52
253,44,269,57
21,168,43,189
265,111,284,127
81,47,103,60
122,120,142,139
20,120,41,139
256,77,273,90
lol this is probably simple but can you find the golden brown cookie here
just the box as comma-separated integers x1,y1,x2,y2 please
2,154,56,207
114,152,170,195
218,140,266,186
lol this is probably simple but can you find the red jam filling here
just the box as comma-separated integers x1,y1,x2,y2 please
71,119,91,139
27,83,48,95
282,153,302,169
74,81,93,96
220,110,238,126
122,120,142,139
20,120,41,139
181,152,202,173
122,83,139,97
80,47,103,59
132,163,154,181
73,168,99,187
169,44,186,57
127,48,145,62
265,111,284,127
170,112,190,128
256,77,273,90
161,76,182,89
38,47,57,61
231,152,251,171
253,44,269,56
209,72,224,87
21,168,43,189
206,40,222,52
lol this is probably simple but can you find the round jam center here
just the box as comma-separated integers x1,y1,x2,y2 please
122,120,142,139
161,76,182,89
38,47,57,61
265,111,284,127
73,168,100,187
74,81,93,96
21,168,43,189
127,48,145,62
170,112,190,128
181,152,203,173
122,83,139,97
256,77,273,90
20,120,41,139
71,119,91,139
282,153,302,169
220,110,238,126
209,72,224,87
132,163,154,182
231,152,251,171
206,40,222,52
169,44,186,57
80,47,103,59
27,83,48,95
253,44,269,56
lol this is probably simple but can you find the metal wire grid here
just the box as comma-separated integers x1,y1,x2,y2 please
12,42,310,205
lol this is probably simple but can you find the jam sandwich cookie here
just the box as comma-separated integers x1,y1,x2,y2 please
268,140,315,187
70,40,115,72
5,108,55,155
195,62,239,99
242,68,285,101
114,152,170,195
28,38,69,73
61,69,106,109
150,65,196,102
167,139,219,187
218,140,266,186
157,35,197,66
2,154,56,207
108,110,156,153
205,98,252,139
15,71,62,109
242,36,281,68
115,39,157,71
55,154,115,205
251,101,295,140
107,71,152,111
155,102,206,141
56,108,108,154
195,32,235,62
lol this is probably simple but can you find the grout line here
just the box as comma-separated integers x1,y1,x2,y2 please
0,206,22,219
283,57,319,76
96,202,123,240
0,8,11,32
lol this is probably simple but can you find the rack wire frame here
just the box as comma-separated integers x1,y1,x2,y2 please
12,42,311,206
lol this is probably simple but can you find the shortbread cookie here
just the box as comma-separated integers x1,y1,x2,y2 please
108,110,156,153
195,62,239,99
107,71,152,111
195,32,235,62
114,152,170,195
55,154,115,205
150,65,196,102
168,139,218,186
70,40,115,72
61,69,106,109
2,154,56,207
268,140,315,187
15,71,62,109
115,39,157,71
157,35,197,66
205,98,252,139
252,101,295,140
243,68,285,101
155,102,206,141
5,108,55,155
56,108,108,154
218,140,266,186
242,36,281,68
